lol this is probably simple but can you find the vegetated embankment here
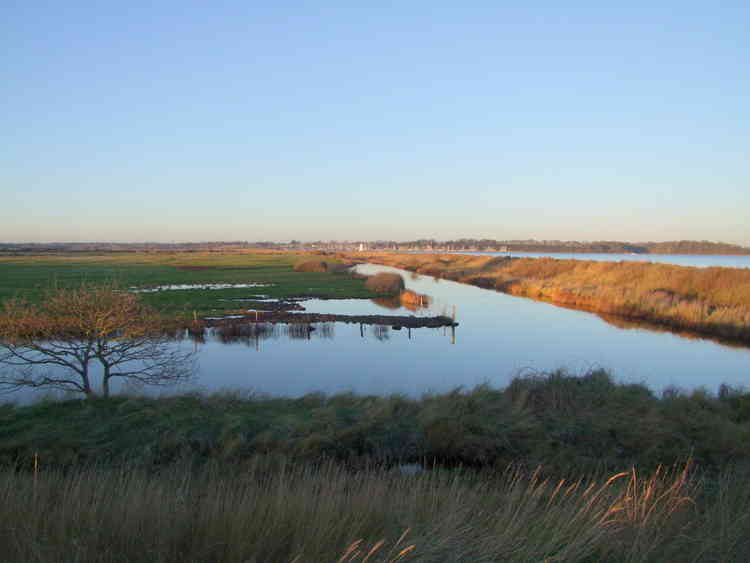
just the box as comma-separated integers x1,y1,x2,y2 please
342,252,750,343
3,370,750,561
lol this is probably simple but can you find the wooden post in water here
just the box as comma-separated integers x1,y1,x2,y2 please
408,327,411,340
451,325,456,345
360,323,364,338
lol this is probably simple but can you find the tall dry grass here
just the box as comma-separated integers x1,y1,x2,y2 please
2,457,749,562
346,253,750,342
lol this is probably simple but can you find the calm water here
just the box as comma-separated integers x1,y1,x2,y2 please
5,261,749,403
445,251,750,269
173,263,749,398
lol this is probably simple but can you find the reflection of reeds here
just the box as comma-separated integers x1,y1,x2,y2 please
399,290,430,312
371,324,390,341
371,291,431,312
316,322,334,339
210,323,337,344
284,322,334,340
186,327,206,344
286,323,315,340
214,323,279,344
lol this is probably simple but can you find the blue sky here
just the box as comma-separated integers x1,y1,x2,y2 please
2,1,748,244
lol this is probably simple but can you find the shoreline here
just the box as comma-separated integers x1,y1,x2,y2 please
341,252,750,345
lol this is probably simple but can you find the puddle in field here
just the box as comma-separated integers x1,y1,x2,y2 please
130,283,272,293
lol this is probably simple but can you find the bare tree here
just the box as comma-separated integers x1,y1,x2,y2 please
0,284,195,398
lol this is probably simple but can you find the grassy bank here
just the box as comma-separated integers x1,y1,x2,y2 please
0,251,376,319
3,457,750,562
3,371,749,475
3,371,750,561
343,252,750,343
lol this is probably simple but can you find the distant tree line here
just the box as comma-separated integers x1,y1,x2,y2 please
2,239,748,255
371,239,750,255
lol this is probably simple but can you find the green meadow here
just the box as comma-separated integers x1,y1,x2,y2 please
0,251,375,318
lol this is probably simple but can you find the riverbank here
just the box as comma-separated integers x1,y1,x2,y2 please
341,252,750,344
3,370,748,474
3,370,750,562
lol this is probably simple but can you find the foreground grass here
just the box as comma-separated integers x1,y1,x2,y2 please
343,252,750,343
3,371,750,561
0,251,375,318
2,456,750,561
3,370,749,475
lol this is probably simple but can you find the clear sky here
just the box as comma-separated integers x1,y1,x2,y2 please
2,1,748,244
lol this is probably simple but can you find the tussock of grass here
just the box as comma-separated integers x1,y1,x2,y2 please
346,252,750,342
365,273,405,294
294,259,329,272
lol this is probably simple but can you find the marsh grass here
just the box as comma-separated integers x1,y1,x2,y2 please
2,457,750,562
2,371,750,561
2,370,749,475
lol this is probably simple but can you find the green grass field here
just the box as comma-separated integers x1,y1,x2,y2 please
0,252,376,318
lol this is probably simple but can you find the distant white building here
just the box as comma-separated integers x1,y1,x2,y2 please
359,243,365,252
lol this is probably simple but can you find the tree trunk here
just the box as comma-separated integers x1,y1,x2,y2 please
81,366,94,397
102,366,110,398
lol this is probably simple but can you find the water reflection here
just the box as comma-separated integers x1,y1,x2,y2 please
186,321,448,346
372,325,390,341
370,290,431,312
595,313,750,350
198,322,338,347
